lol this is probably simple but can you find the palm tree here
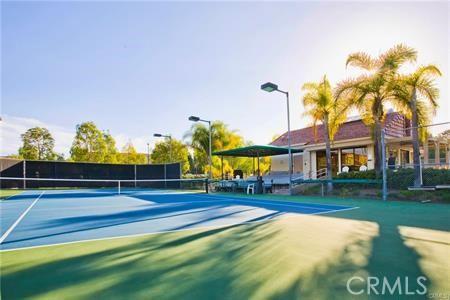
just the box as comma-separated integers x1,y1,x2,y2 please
335,44,417,176
392,65,441,187
302,75,347,191
184,121,243,174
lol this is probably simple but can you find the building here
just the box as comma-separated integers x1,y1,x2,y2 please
270,112,450,179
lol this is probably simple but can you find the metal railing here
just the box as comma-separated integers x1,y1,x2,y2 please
389,162,449,170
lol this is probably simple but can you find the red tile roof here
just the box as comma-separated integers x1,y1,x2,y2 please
270,112,408,146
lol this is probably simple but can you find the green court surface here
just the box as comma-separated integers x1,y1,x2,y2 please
0,190,21,199
1,194,449,299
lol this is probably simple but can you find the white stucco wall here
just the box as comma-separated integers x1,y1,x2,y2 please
367,145,375,170
293,154,303,173
310,151,317,179
271,154,288,172
270,153,304,174
303,150,311,178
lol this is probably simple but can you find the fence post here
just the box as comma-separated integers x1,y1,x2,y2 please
381,129,387,201
134,164,137,188
23,160,27,189
419,158,423,186
164,164,167,189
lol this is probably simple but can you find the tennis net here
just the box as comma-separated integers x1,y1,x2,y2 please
0,177,208,195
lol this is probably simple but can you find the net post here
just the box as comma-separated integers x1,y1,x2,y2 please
118,180,121,195
205,178,209,194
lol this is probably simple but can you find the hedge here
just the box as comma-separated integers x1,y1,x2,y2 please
336,168,450,190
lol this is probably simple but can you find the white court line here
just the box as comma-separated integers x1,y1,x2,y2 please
0,217,274,252
0,191,45,244
0,195,360,252
310,206,360,215
30,200,230,212
189,194,353,212
202,194,355,209
0,204,360,253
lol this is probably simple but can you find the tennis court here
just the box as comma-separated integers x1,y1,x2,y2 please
0,181,356,251
1,180,449,299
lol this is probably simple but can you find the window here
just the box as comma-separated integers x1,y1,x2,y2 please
440,144,447,163
316,150,338,175
341,148,354,165
401,150,410,165
428,143,435,161
354,147,368,166
341,147,368,172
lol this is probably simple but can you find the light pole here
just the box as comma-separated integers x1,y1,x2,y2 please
189,116,212,179
261,82,292,195
146,143,150,164
381,128,387,201
154,133,172,162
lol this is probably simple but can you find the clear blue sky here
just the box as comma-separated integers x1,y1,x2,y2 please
2,1,448,155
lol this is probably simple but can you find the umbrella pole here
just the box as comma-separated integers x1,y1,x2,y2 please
221,156,224,180
253,157,255,175
257,153,262,194
257,154,260,177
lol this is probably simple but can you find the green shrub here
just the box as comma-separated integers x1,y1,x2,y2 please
334,170,379,190
395,189,450,202
336,168,450,190
336,170,377,180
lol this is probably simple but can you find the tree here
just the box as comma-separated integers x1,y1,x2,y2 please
184,121,234,171
335,44,417,176
117,142,147,164
185,121,243,176
393,64,441,186
185,121,242,170
302,75,347,191
185,122,270,178
19,127,56,160
151,138,190,174
103,131,119,163
439,130,450,140
70,122,108,163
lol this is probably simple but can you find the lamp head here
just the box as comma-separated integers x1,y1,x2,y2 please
188,116,200,122
153,133,162,137
261,82,278,93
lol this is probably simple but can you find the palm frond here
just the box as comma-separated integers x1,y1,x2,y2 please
415,78,439,109
301,82,319,91
378,44,417,72
346,52,375,70
413,64,442,79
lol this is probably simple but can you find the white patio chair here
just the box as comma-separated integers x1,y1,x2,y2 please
247,183,255,195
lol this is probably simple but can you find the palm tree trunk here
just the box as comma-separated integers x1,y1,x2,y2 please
373,119,383,178
324,116,333,193
411,89,421,187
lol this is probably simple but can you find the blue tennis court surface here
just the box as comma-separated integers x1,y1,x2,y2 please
0,190,357,250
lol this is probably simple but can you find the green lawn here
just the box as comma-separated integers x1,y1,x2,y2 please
0,189,22,199
1,194,449,299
